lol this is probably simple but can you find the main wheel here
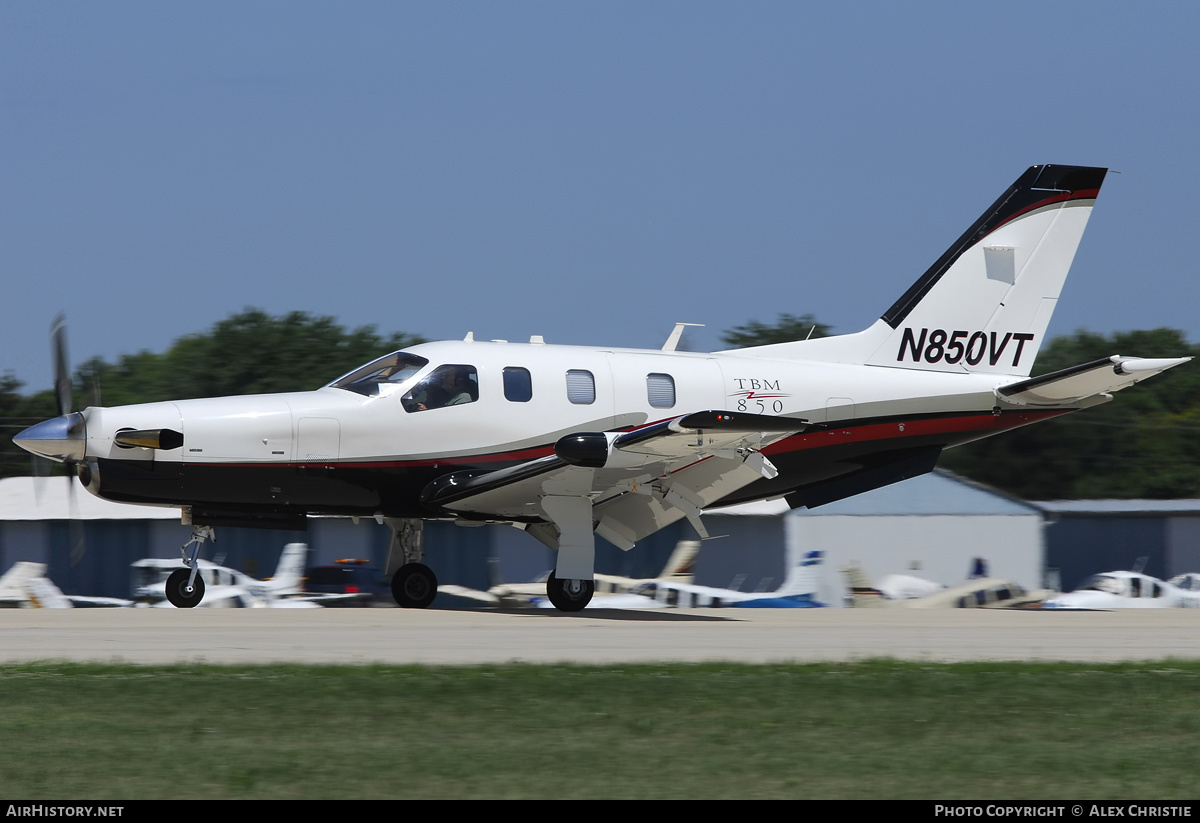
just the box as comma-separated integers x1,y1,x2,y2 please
545,571,594,612
165,568,206,608
391,563,438,608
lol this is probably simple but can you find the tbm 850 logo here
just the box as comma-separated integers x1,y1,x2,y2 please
897,328,1035,367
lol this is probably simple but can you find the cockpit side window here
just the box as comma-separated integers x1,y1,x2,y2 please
402,365,479,412
328,352,429,397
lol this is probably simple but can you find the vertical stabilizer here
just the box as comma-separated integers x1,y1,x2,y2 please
841,563,889,608
723,165,1107,377
270,543,309,591
867,165,1107,376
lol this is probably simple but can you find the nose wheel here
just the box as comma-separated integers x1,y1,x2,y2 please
165,568,206,608
546,572,594,612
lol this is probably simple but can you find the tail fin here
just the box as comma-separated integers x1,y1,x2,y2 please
658,540,699,583
840,562,890,608
0,562,48,605
728,165,1107,377
24,576,74,609
777,548,824,597
269,543,308,590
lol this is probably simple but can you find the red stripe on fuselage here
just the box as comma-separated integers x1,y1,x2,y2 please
185,409,1068,471
762,409,1068,457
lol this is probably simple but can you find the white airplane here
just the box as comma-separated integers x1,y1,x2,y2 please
13,164,1191,611
0,561,133,608
1042,570,1200,609
437,538,701,608
0,562,48,608
840,563,1048,609
565,548,826,609
131,542,336,608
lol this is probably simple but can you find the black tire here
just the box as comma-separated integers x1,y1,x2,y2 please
391,563,438,608
545,571,594,612
165,568,205,608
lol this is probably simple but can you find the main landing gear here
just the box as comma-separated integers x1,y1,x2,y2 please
385,518,439,608
391,563,438,609
382,517,596,612
546,572,594,612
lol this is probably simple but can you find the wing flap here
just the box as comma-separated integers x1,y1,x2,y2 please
424,411,807,535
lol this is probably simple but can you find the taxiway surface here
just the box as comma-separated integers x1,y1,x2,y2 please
2,607,1198,665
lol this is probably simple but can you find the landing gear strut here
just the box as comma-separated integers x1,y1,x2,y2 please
546,571,594,612
168,525,215,609
384,518,438,608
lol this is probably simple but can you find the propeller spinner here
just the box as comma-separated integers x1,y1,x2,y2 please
13,313,87,464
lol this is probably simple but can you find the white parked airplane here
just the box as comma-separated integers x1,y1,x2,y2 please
568,548,826,609
437,538,701,608
131,542,336,608
14,165,1190,610
1042,570,1200,609
0,562,48,608
840,563,1048,609
0,561,133,608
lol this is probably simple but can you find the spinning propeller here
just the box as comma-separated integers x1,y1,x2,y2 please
16,315,89,565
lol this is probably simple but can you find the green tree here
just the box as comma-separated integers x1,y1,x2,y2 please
721,313,832,348
72,309,425,406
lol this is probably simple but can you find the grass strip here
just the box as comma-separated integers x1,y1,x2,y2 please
1,659,1198,799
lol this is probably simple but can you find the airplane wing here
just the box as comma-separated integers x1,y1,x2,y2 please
997,356,1190,406
421,410,807,548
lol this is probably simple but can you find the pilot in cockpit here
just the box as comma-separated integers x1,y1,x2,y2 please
404,365,477,412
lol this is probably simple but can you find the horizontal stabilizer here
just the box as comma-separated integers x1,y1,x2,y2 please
997,356,1191,406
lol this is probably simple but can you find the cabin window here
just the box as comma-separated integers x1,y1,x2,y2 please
402,365,478,412
503,367,533,402
647,373,675,408
566,370,595,404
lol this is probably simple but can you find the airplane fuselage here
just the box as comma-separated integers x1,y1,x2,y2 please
73,338,1063,526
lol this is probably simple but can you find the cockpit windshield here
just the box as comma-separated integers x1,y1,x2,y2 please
327,352,429,397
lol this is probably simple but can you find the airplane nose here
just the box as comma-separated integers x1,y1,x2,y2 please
13,412,86,463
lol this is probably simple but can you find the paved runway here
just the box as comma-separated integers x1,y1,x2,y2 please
2,606,1199,665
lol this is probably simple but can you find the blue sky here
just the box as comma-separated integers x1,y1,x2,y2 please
3,2,1198,391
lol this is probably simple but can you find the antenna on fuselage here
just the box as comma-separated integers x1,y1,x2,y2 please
662,323,704,352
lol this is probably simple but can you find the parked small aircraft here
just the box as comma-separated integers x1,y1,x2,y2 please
571,548,826,609
437,539,700,608
131,542,342,608
0,562,47,608
0,561,133,608
840,563,1049,609
14,165,1190,610
1042,570,1200,609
